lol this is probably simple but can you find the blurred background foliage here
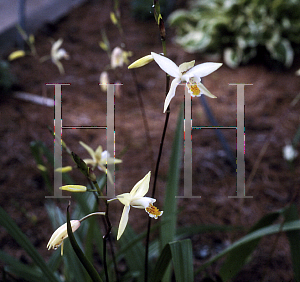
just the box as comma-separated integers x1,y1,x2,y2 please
168,0,300,68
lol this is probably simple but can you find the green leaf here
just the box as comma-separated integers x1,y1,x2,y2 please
195,219,300,276
0,250,43,282
118,225,145,282
66,205,103,282
282,204,300,282
150,243,172,282
160,105,183,282
150,239,193,282
169,239,193,282
0,205,60,282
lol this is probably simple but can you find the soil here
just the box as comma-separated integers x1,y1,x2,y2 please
0,0,300,281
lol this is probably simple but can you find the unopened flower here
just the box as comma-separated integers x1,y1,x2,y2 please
79,141,122,183
108,171,163,240
151,52,222,113
37,164,47,171
128,54,154,69
47,220,81,256
51,38,69,74
283,145,298,161
110,12,118,25
111,47,132,69
47,211,105,255
55,166,73,173
100,71,109,92
59,185,87,192
8,50,26,61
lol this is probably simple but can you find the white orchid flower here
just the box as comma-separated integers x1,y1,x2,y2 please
109,171,163,240
79,141,122,184
51,38,69,74
151,52,223,113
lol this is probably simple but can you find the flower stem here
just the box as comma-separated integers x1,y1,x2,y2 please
145,3,170,280
79,212,105,223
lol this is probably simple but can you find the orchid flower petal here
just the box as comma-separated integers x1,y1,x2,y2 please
79,141,96,160
198,82,217,98
117,205,130,240
95,146,103,157
163,77,181,113
130,171,151,198
151,52,180,78
178,60,195,74
52,39,63,54
186,62,222,78
82,159,95,165
116,193,131,206
131,197,156,209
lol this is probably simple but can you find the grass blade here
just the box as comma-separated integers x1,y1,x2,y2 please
0,205,60,282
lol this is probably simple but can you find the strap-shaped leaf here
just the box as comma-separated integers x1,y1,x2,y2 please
0,205,60,282
219,210,281,281
66,205,103,282
282,204,300,282
150,239,193,282
195,220,300,276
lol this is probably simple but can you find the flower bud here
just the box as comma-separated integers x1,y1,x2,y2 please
128,54,154,69
59,185,87,192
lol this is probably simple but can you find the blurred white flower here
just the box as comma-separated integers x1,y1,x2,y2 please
283,145,298,161
111,47,132,69
100,71,109,92
79,141,122,184
51,38,69,74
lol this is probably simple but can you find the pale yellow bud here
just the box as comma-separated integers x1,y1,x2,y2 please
8,50,26,61
37,164,47,171
100,71,109,91
55,166,73,173
110,12,118,25
128,54,154,69
29,34,35,45
59,185,87,192
99,41,108,51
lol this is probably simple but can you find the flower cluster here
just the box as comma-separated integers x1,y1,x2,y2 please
47,171,162,254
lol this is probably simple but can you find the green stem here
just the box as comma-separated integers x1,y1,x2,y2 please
145,3,170,280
